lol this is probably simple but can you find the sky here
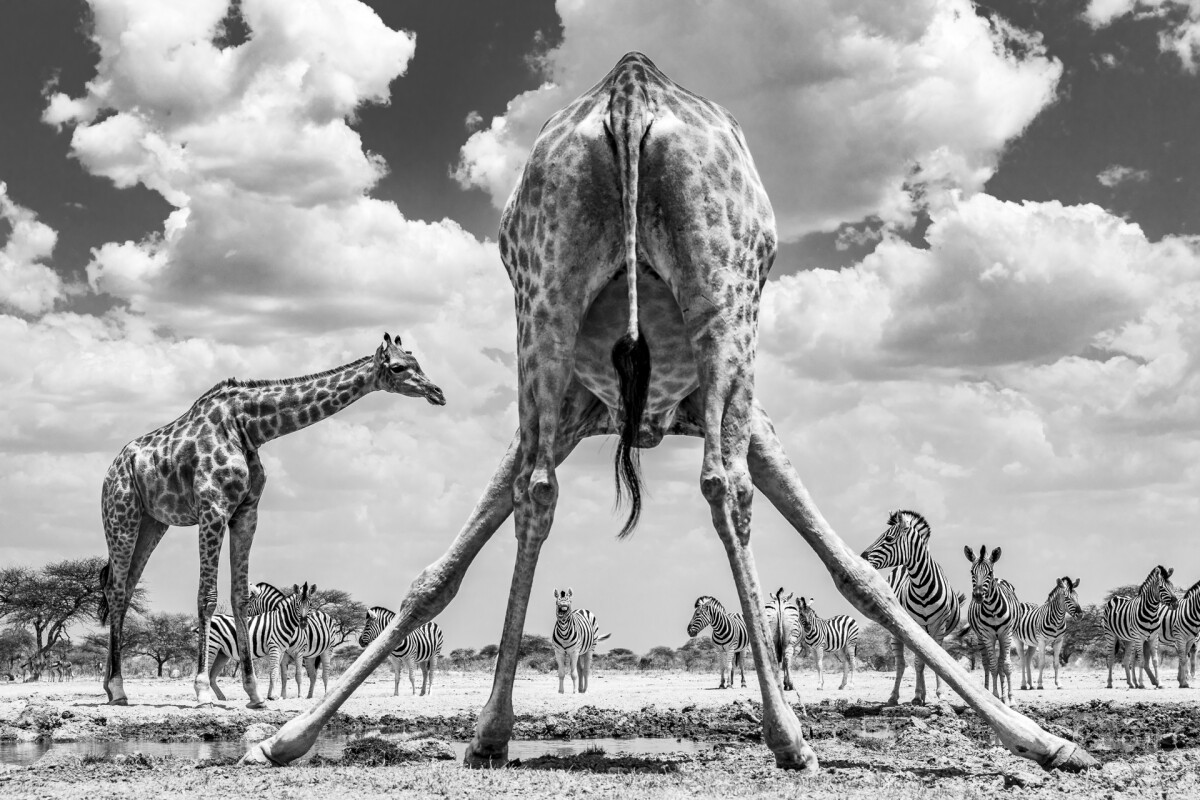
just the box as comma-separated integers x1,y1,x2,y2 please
1,0,1198,656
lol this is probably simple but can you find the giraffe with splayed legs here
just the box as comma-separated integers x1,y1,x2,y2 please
99,333,444,708
243,52,1096,774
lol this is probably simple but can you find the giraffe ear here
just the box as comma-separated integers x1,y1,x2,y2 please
963,546,974,562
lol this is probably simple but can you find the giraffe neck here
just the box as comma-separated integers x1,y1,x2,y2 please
236,356,377,449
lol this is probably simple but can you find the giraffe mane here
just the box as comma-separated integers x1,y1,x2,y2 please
228,355,374,389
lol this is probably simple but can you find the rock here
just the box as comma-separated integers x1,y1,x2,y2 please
49,721,94,742
1004,771,1047,789
15,703,62,733
1160,732,1187,750
1101,759,1133,789
36,749,84,769
881,705,933,718
241,723,278,742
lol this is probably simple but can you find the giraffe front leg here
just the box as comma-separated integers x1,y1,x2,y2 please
227,506,265,708
243,434,524,766
746,401,1096,772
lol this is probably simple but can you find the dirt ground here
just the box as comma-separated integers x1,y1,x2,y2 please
2,668,1198,798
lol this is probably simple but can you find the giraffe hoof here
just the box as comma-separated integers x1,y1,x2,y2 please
463,741,509,769
107,697,129,707
773,744,819,774
247,700,267,709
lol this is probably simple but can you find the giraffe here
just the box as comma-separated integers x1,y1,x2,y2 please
99,333,444,707
243,52,1096,774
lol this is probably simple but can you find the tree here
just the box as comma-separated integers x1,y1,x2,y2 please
124,612,196,677
449,648,477,669
677,636,719,672
646,645,677,669
0,557,145,679
309,588,367,646
0,626,34,680
855,621,896,672
478,644,499,660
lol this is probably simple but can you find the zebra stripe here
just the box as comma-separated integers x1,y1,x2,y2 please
963,545,1020,703
357,606,444,696
1013,576,1081,690
551,588,611,693
1152,578,1200,688
201,583,316,702
795,597,859,690
1102,565,1178,689
281,610,338,699
765,587,802,691
860,510,962,705
687,596,749,689
248,581,287,616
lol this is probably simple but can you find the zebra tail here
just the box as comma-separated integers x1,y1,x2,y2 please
607,71,652,541
596,632,612,642
97,561,111,624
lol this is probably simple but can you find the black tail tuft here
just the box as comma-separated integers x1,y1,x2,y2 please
611,330,651,539
97,561,111,625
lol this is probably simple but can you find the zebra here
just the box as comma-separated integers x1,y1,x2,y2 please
687,596,750,689
1150,578,1200,688
963,545,1020,703
1102,565,1178,689
794,596,859,690
1013,576,1081,690
860,509,963,705
357,606,443,696
281,611,339,699
764,587,801,691
201,582,316,702
550,588,611,694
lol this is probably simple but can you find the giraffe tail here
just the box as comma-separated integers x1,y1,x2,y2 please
97,560,111,624
606,67,653,540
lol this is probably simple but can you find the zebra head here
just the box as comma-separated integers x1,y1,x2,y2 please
1053,576,1082,617
1140,565,1178,608
553,588,574,621
281,582,316,630
247,581,287,616
687,596,721,637
861,509,930,569
964,545,1002,602
794,596,818,635
358,606,395,648
373,332,446,406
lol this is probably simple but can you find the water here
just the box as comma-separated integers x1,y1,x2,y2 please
0,734,713,768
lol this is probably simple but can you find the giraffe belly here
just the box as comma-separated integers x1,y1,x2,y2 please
574,270,699,441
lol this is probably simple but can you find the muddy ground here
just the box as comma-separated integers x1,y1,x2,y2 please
1,670,1198,798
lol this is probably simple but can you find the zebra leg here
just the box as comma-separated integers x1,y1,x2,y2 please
579,651,592,693
227,505,265,708
408,656,417,695
745,401,1096,772
782,641,794,692
1176,636,1190,689
739,649,747,688
718,648,731,689
1051,638,1064,689
553,646,568,694
1143,639,1161,689
980,631,998,701
390,656,401,697
425,653,437,696
209,653,229,702
304,656,318,699
420,659,431,696
998,629,1014,704
1104,632,1116,688
815,646,825,690
266,645,283,701
887,637,905,706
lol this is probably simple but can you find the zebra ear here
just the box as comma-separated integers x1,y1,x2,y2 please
566,587,573,598
554,589,561,599
990,547,1002,564
963,546,975,563
292,584,301,596
1164,567,1174,579
1072,578,1081,589
308,583,317,596
366,608,379,620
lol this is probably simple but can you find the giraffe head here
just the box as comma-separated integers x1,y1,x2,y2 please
373,332,446,406
861,510,930,569
964,545,1002,602
553,588,574,620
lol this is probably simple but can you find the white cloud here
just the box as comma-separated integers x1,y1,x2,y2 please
454,0,1062,239
1097,164,1150,187
0,183,65,315
1084,1,1200,71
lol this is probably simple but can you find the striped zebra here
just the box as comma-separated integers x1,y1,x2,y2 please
201,583,316,702
861,510,963,705
1013,576,1081,690
1150,578,1200,688
357,607,443,696
795,597,859,690
687,596,749,689
963,545,1020,703
551,588,611,694
281,611,338,699
764,588,801,691
1102,565,1178,689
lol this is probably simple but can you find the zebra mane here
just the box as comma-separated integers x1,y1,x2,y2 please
888,509,930,536
1138,565,1170,597
1184,578,1200,599
695,595,722,611
367,605,394,619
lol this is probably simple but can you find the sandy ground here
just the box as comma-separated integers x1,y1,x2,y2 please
1,667,1198,799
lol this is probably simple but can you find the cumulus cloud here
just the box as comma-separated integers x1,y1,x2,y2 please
0,183,65,315
454,0,1062,239
1084,1,1200,71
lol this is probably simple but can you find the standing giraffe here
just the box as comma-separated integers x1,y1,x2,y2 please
244,52,1095,774
99,333,444,707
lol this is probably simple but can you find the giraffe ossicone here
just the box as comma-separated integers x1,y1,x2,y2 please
99,333,444,708
243,52,1097,774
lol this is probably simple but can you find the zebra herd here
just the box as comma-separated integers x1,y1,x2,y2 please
185,508,1197,706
